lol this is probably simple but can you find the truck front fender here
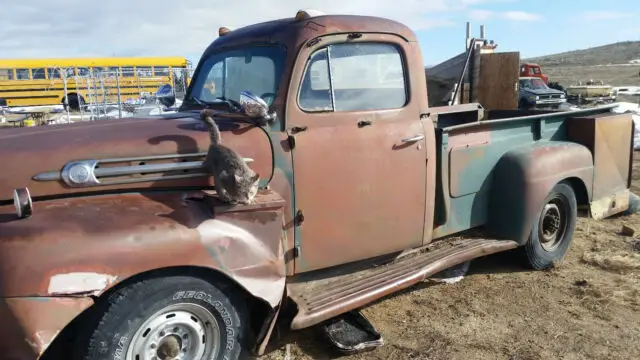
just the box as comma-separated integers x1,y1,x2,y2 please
0,191,286,305
486,141,593,245
0,190,287,358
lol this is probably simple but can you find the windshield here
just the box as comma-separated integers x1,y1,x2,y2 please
521,78,548,90
186,45,286,109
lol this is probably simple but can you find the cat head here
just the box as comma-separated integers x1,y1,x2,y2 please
234,172,260,202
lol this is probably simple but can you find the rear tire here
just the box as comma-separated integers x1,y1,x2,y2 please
63,94,84,111
521,181,577,270
77,276,249,360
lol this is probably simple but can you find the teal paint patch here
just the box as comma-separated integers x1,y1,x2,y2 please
264,118,306,270
20,296,50,302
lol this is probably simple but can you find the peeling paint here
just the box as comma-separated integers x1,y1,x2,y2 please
25,330,59,356
47,272,117,295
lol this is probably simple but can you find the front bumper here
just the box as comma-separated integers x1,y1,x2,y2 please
0,297,93,360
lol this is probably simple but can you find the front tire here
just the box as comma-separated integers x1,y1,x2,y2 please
78,276,249,360
522,181,577,270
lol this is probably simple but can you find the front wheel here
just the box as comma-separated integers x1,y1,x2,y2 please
77,276,249,360
521,181,577,270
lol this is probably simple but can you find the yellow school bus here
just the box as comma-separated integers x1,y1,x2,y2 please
0,57,191,109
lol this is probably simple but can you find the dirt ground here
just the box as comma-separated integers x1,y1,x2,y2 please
259,155,640,360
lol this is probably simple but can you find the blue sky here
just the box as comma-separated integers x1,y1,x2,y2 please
2,0,638,67
415,0,639,65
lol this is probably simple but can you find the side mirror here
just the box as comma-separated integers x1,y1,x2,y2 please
239,90,269,118
156,84,176,108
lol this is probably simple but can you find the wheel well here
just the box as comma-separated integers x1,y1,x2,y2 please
41,266,274,359
565,177,589,206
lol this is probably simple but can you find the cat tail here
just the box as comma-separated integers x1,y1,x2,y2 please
200,109,221,145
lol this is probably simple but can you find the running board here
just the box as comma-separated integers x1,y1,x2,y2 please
288,238,518,330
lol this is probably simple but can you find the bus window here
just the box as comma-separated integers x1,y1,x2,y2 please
154,66,169,76
0,69,13,80
77,67,90,77
121,66,134,77
47,68,61,79
16,69,30,80
32,68,46,80
137,66,152,77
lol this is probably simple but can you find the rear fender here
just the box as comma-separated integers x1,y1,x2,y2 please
486,141,593,245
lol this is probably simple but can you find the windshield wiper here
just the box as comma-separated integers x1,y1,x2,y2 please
188,95,241,113
214,96,242,113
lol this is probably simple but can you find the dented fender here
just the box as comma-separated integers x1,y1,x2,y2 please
0,191,287,304
0,190,287,356
486,141,593,244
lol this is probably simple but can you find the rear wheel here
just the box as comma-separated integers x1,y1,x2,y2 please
521,181,577,270
62,94,84,111
77,276,249,360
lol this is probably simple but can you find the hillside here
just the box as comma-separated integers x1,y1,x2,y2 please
525,41,640,67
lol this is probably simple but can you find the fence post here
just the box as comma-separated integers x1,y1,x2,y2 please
61,67,70,124
116,70,122,119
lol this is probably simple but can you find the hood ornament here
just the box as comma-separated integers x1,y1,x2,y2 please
13,187,33,219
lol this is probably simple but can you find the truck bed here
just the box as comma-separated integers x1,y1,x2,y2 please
430,104,632,239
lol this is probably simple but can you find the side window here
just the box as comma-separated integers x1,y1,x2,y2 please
137,66,152,77
77,67,90,76
121,66,135,77
47,68,61,79
16,69,30,80
154,66,169,76
299,48,332,111
0,69,13,80
32,68,46,80
299,42,407,112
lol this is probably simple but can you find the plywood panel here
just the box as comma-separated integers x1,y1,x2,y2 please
477,52,520,110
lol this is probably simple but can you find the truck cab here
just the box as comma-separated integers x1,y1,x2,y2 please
520,62,549,84
0,10,634,360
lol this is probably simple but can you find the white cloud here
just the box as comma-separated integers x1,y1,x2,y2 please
577,10,635,21
469,9,541,22
469,9,494,21
502,11,541,21
0,0,502,60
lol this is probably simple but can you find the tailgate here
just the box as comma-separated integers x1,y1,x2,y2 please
567,112,634,219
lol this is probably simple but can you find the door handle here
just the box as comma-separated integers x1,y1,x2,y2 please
401,134,425,143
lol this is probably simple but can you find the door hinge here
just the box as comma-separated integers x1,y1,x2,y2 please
293,246,301,258
287,135,296,149
294,209,305,226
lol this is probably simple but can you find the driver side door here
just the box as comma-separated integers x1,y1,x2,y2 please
287,35,428,273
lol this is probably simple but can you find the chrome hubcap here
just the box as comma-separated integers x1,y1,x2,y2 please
539,200,566,252
127,303,220,360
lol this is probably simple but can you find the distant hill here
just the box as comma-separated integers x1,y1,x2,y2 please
524,41,640,67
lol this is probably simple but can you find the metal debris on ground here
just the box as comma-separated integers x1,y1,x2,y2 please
322,311,384,354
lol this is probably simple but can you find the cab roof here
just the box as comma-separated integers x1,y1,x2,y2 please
201,13,418,57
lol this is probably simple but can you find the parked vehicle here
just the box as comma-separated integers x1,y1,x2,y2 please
566,79,616,105
0,10,635,360
518,76,567,110
520,63,548,84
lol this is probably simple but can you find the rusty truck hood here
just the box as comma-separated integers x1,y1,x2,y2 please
0,113,273,202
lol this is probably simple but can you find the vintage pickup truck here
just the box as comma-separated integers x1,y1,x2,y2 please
0,9,635,360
